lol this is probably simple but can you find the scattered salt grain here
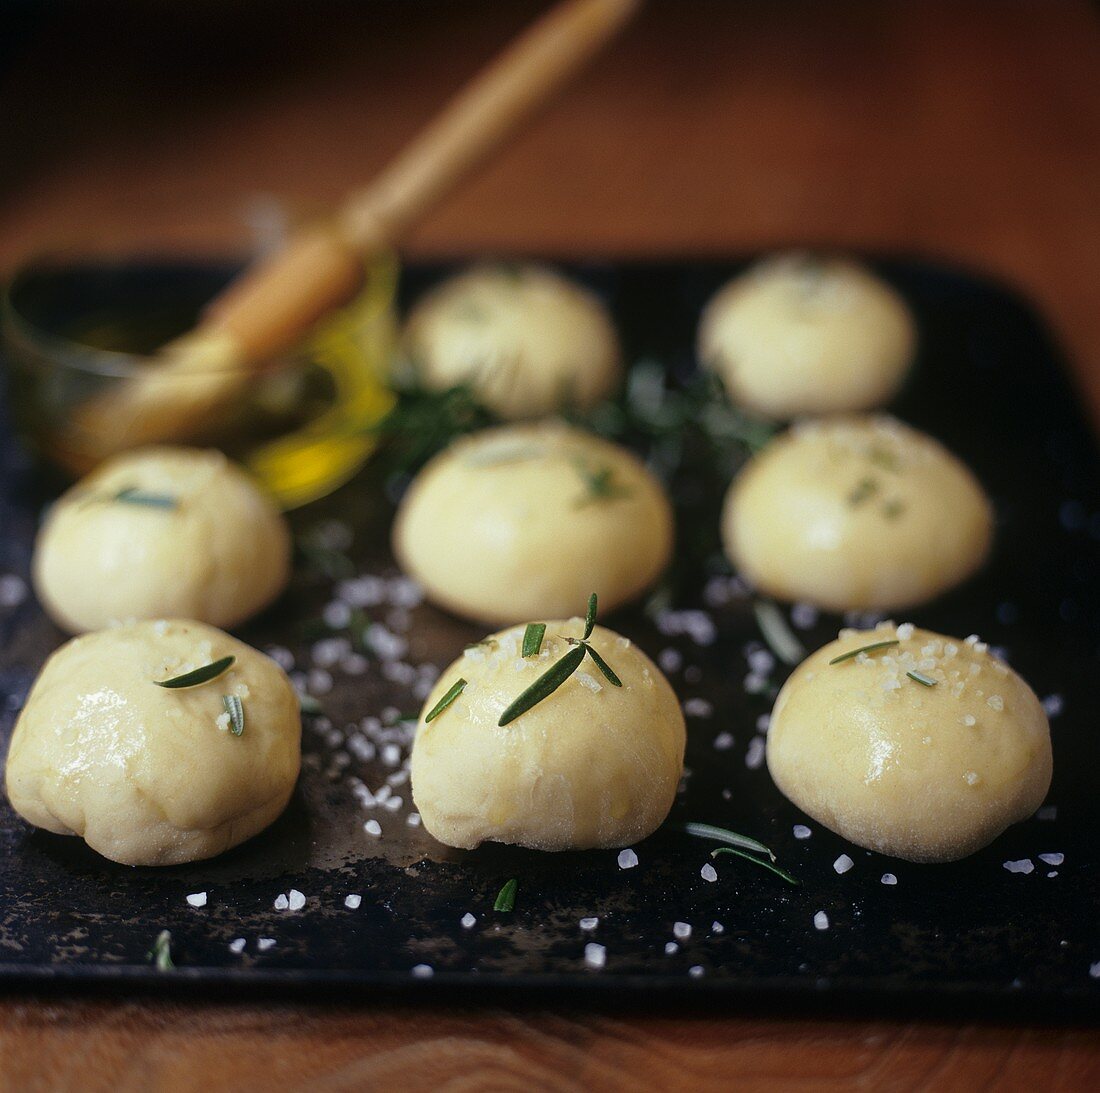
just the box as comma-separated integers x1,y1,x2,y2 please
673,922,692,940
665,942,679,955
407,812,422,827
711,921,725,934
896,623,915,641
576,671,602,694
962,715,977,727
585,943,607,969
364,819,382,838
617,848,638,870
688,966,705,978
411,964,434,979
658,648,683,673
1091,962,1100,979
273,894,289,910
1038,806,1058,821
813,911,830,931
579,917,599,932
745,737,766,769
701,863,718,883
684,697,713,718
257,938,276,952
186,891,207,908
267,646,295,671
833,855,854,875
287,890,306,911
228,938,246,954
345,894,362,909
1004,859,1034,875
461,913,477,929
1039,853,1065,866
307,669,333,695
713,731,734,751
0,575,27,607
383,796,404,812
791,603,818,630
793,825,812,839
881,873,898,886
1042,694,1065,718
987,694,1004,712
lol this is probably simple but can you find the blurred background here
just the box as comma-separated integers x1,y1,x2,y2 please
1,0,1098,413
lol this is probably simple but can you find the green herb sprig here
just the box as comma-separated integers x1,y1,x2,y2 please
681,823,800,885
494,878,518,912
829,639,900,665
711,847,800,886
154,656,235,689
424,678,467,723
522,623,546,658
907,669,938,687
147,929,174,970
222,694,245,736
753,600,805,667
572,458,633,507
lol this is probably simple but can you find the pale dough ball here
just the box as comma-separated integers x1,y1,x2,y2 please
393,422,674,625
403,263,622,418
5,620,301,866
767,623,1052,863
698,253,916,419
411,618,685,850
33,446,291,633
722,415,993,612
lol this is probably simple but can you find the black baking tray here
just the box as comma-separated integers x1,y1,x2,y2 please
1,256,1098,1017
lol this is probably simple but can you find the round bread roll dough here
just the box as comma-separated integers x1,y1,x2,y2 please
33,446,291,634
4,619,301,866
721,415,993,612
403,263,622,418
393,422,674,625
698,253,916,419
411,617,685,850
767,623,1052,863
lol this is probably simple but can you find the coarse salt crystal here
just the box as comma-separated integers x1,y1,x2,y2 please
745,737,766,769
228,938,246,954
965,771,981,786
1039,853,1064,866
273,894,289,910
1042,695,1064,718
833,855,854,875
461,913,477,929
186,891,207,908
793,824,812,839
585,943,607,969
684,697,713,718
791,603,818,629
287,890,306,911
896,623,914,641
407,812,422,827
257,938,276,952
576,671,602,693
688,966,705,978
0,575,28,607
345,894,362,909
962,715,977,727
756,714,771,733
711,921,725,934
1091,962,1100,979
813,911,829,930
713,731,734,751
658,648,683,673
665,942,679,955
673,922,692,940
987,694,1004,712
701,863,718,883
383,796,403,811
881,874,898,886
579,917,599,932
364,820,382,838
411,964,434,978
1004,859,1034,874
617,848,638,870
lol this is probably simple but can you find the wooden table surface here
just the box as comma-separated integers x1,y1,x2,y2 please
1,1,1098,1087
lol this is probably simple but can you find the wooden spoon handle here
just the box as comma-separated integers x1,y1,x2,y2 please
206,0,641,363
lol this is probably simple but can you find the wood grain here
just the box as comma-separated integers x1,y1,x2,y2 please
1,1,1099,1088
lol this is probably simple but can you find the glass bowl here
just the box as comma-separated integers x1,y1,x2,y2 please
2,251,399,509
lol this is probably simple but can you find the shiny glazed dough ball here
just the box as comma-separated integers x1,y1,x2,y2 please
411,618,686,851
4,620,301,866
698,253,916,419
393,422,673,625
767,623,1052,863
722,415,993,612
403,263,622,418
33,446,291,634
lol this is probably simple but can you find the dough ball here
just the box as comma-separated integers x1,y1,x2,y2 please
698,253,916,419
394,422,673,625
722,415,993,612
767,623,1052,863
403,263,622,418
33,446,291,633
5,619,301,866
411,618,685,850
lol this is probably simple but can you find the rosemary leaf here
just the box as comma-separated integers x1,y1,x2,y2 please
882,499,906,520
907,669,938,687
154,656,235,689
753,600,805,666
424,678,467,723
572,459,632,507
848,477,879,506
298,694,323,716
829,639,900,665
112,486,178,510
710,847,801,886
522,623,546,658
583,642,622,687
222,694,245,736
680,821,777,861
583,592,598,640
147,929,174,970
493,878,518,912
498,644,586,726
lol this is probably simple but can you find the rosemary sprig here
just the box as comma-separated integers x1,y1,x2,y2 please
499,644,586,726
711,847,801,886
882,499,906,520
424,678,467,723
522,623,546,658
829,639,900,665
868,445,901,473
583,593,598,640
907,670,938,687
753,600,805,666
494,878,518,912
572,458,632,507
154,656,235,689
147,929,174,970
112,486,178,509
582,643,622,687
222,694,245,736
680,821,776,862
848,477,879,506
